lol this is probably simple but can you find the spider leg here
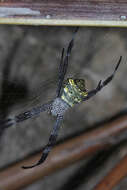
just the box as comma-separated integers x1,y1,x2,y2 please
57,27,79,97
83,56,122,101
0,101,52,130
22,115,63,169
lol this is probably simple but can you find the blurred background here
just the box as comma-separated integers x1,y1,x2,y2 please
0,26,127,189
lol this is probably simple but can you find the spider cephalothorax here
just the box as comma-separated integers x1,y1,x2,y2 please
1,27,122,169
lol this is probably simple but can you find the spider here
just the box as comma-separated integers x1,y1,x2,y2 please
1,27,122,169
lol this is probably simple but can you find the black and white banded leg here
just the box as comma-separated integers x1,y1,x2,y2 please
83,56,122,101
56,27,79,97
0,101,52,129
22,115,63,169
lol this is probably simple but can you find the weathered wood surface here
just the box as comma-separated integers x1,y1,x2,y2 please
94,154,127,190
1,113,127,190
0,0,127,26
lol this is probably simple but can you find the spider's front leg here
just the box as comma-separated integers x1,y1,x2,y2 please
83,56,122,101
22,115,63,169
0,102,52,130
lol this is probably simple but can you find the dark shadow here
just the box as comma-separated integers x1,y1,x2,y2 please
58,142,126,190
0,31,29,136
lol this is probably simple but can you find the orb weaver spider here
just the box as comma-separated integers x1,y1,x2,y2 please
1,27,122,169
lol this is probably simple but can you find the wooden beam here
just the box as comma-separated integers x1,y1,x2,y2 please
94,154,127,190
0,0,127,26
1,114,127,190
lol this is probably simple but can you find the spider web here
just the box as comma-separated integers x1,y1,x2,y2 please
0,66,57,119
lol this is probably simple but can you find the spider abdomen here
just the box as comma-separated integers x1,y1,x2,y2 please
61,78,88,107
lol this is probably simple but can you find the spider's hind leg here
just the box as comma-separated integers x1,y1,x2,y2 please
83,56,122,101
56,27,79,97
101,56,122,87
